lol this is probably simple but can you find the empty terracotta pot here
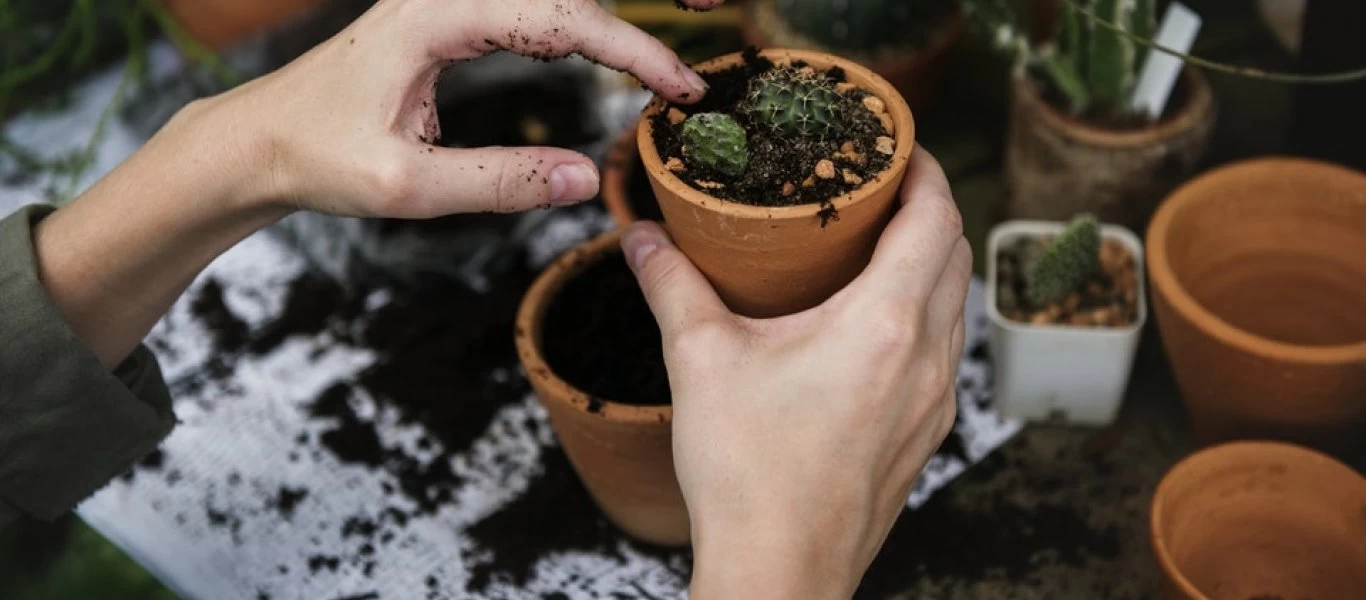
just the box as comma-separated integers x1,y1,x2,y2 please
164,0,321,50
514,230,688,546
638,48,916,318
1147,157,1366,457
739,0,965,112
1150,440,1366,600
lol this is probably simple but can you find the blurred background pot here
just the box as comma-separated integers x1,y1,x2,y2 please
1150,440,1366,600
164,0,324,50
1146,157,1366,459
514,230,688,547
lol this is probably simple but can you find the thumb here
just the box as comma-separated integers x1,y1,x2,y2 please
381,144,601,218
621,221,731,340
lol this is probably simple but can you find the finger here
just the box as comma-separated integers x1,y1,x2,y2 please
621,221,731,340
372,144,600,218
677,0,726,9
451,0,708,104
924,237,973,352
849,145,964,304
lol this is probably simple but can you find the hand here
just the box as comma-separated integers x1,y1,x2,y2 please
180,0,721,219
621,147,970,599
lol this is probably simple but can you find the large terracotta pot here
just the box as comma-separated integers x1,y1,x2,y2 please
514,230,688,546
739,0,965,112
1150,440,1366,600
1003,67,1216,231
164,0,322,50
638,48,916,318
1146,157,1366,458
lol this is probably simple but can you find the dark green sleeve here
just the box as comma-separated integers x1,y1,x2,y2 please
0,204,175,527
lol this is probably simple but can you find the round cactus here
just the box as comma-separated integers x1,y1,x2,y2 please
744,66,842,138
1026,214,1102,307
681,112,750,177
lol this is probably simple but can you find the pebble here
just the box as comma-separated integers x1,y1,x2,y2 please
815,159,836,179
876,136,895,155
801,175,817,188
862,96,886,114
1064,293,1081,314
781,182,796,197
836,82,858,94
665,157,685,172
842,169,863,185
667,108,687,125
879,113,896,135
1090,308,1113,326
694,179,725,190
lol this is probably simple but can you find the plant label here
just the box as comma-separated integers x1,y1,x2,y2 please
1129,1,1203,119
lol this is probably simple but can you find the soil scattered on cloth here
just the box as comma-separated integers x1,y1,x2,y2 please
540,252,671,407
650,47,894,209
995,235,1139,327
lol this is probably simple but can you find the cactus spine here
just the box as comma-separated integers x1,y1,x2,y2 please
1026,214,1101,306
681,113,750,177
744,66,842,138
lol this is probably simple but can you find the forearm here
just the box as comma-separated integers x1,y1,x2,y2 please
31,95,287,369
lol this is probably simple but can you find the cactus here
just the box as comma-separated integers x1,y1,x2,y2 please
744,66,842,138
681,113,750,177
774,0,958,53
964,0,1156,116
1026,214,1101,306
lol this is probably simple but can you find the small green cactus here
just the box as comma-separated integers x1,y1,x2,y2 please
681,113,750,177
1026,214,1101,306
744,66,842,138
966,0,1156,116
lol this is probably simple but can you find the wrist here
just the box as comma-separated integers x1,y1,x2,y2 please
690,516,859,599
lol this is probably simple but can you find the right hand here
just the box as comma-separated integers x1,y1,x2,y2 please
622,146,971,599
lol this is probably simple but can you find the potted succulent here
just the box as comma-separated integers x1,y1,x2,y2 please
740,0,967,111
514,229,687,546
637,47,916,318
986,213,1146,426
964,0,1216,230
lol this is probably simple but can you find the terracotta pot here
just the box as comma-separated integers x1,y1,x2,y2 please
1150,440,1366,600
601,121,643,227
739,0,965,112
164,0,322,50
1146,157,1366,458
1003,67,1217,232
638,48,916,318
514,229,688,546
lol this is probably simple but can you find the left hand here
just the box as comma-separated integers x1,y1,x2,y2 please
180,0,724,219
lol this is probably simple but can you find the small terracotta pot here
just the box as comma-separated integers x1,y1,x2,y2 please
1150,440,1366,600
1003,67,1216,231
1147,157,1366,458
601,121,642,228
739,0,965,112
514,230,688,546
164,0,322,50
638,48,916,318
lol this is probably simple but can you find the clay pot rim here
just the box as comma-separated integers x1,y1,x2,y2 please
601,121,641,227
985,219,1148,335
514,229,672,424
1016,66,1214,149
1148,439,1366,600
1146,156,1366,363
738,0,968,79
637,48,916,221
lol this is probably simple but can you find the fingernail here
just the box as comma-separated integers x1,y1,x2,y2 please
550,163,599,204
681,67,708,94
622,223,663,271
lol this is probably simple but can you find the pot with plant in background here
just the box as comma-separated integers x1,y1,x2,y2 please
164,0,324,50
986,213,1146,426
966,0,1216,231
638,47,916,318
741,0,966,111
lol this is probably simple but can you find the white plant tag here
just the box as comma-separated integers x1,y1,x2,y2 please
1129,1,1203,119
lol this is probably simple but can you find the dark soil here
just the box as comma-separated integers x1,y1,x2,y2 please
650,47,894,210
540,252,671,407
190,279,248,353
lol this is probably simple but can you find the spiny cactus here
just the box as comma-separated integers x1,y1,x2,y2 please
966,0,1156,116
744,66,842,138
681,113,750,177
1026,214,1101,306
774,0,958,53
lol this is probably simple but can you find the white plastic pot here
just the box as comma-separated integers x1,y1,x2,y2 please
985,220,1147,426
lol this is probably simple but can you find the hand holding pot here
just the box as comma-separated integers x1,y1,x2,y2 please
622,148,971,598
